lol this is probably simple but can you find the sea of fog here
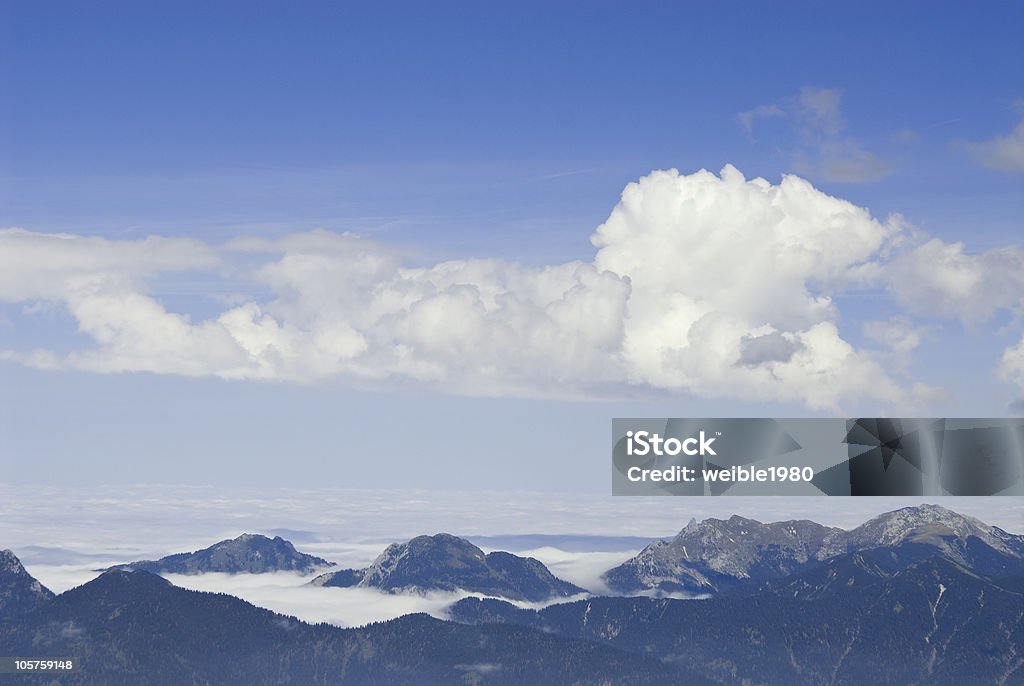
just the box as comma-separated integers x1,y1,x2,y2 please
3,485,1021,627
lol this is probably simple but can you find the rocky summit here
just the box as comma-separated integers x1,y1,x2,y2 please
0,548,54,616
603,504,1024,594
108,534,333,575
311,533,585,602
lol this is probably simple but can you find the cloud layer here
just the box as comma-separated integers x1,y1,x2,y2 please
3,166,1024,410
14,486,1023,626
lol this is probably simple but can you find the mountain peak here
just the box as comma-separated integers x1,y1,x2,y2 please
405,533,485,556
605,515,838,594
845,504,1002,550
312,533,585,602
728,514,758,524
1,548,23,571
1,549,55,615
889,503,972,522
109,534,332,575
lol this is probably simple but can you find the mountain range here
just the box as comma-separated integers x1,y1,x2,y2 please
310,533,585,602
4,505,1023,684
603,503,1024,595
0,563,692,685
451,550,1024,685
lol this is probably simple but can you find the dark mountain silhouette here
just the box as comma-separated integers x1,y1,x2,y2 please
0,560,697,685
311,533,585,601
107,533,332,574
453,554,1024,685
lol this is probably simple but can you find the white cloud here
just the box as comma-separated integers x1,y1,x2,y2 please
862,317,928,353
886,239,1024,324
22,562,593,628
2,227,631,392
0,228,218,302
20,563,520,628
966,118,1024,172
510,547,636,595
10,165,1024,411
591,166,930,409
883,239,1024,396
165,571,476,627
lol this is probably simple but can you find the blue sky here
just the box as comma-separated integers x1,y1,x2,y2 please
1,1,1023,488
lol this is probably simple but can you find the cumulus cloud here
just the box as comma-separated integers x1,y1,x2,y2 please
591,166,930,409
2,227,631,394
966,118,1024,172
9,165,1024,411
738,87,891,183
886,239,1024,324
862,317,927,354
737,332,804,367
879,240,1024,397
